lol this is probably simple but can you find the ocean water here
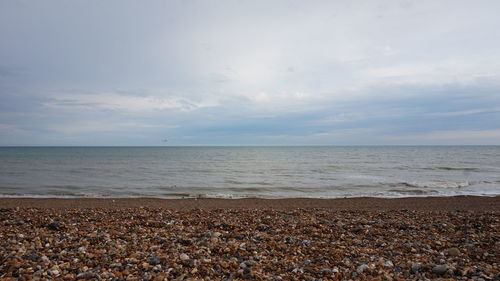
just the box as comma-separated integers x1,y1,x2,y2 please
0,146,499,199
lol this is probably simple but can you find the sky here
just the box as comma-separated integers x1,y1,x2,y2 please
1,0,500,146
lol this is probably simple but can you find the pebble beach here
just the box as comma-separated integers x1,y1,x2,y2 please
1,197,499,280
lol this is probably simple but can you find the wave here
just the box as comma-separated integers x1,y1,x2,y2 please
0,180,497,199
224,180,274,186
387,189,439,195
422,167,480,172
401,181,470,189
1,192,498,200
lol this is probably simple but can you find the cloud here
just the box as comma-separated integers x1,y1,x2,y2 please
1,1,500,145
364,57,500,86
379,129,500,145
0,66,20,77
42,92,219,112
427,107,500,117
48,121,177,134
0,123,28,136
253,127,383,145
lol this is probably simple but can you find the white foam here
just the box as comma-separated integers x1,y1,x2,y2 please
404,181,470,189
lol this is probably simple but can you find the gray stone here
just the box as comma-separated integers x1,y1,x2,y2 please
320,268,332,274
244,260,255,267
47,222,62,230
411,263,421,273
383,260,394,267
445,247,461,256
180,253,190,261
243,267,251,274
149,256,160,265
432,264,448,275
357,264,369,274
152,265,162,272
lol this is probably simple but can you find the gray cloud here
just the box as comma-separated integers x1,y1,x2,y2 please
1,0,500,145
0,65,23,77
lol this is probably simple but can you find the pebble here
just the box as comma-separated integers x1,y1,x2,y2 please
149,256,160,265
319,268,332,274
357,264,369,274
180,253,190,261
432,264,449,275
383,260,394,267
0,207,497,280
445,247,461,256
410,262,421,273
47,221,61,230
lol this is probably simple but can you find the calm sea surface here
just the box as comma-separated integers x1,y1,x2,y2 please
0,146,499,198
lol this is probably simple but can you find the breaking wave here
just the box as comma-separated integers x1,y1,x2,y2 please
401,181,470,189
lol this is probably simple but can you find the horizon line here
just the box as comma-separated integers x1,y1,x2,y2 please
1,144,499,147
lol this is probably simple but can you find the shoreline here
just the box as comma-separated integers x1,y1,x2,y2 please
1,195,499,211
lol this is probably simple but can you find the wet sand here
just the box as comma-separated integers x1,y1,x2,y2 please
1,195,499,211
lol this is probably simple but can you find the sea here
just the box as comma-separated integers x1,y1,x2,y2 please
0,146,499,199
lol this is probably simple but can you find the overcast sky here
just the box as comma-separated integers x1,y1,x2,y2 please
1,0,500,145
